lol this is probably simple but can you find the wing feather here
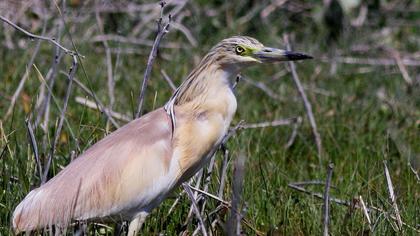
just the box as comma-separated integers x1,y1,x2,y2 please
13,108,173,232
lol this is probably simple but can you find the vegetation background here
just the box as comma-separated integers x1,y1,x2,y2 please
0,0,419,235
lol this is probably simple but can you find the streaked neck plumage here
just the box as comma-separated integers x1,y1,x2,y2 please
165,59,238,129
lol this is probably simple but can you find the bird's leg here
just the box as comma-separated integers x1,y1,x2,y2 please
114,221,127,236
127,212,149,236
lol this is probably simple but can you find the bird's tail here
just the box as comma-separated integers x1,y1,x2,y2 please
12,186,76,233
13,189,42,233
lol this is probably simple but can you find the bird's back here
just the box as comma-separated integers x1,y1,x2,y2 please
12,108,174,232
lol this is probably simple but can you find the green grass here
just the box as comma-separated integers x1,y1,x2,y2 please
1,1,419,235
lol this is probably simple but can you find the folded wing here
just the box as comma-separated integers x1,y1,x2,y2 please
13,108,173,232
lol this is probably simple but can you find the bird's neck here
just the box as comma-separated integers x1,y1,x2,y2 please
170,65,238,183
174,64,236,107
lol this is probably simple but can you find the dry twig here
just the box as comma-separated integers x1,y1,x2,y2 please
136,1,171,118
242,76,283,100
218,147,230,198
320,56,420,67
227,152,246,236
387,48,413,85
359,195,373,231
75,97,130,122
63,74,120,128
383,160,403,230
285,116,302,148
322,163,334,236
160,69,177,91
0,15,81,57
42,57,78,184
284,34,322,159
183,183,208,236
288,181,420,233
3,20,46,121
25,119,42,180
241,117,300,129
95,9,116,129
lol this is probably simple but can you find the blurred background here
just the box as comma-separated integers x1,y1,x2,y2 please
0,0,419,235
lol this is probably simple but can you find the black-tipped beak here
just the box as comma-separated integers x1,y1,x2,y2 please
284,51,313,61
254,47,313,62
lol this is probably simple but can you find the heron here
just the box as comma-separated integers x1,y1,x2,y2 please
12,36,312,235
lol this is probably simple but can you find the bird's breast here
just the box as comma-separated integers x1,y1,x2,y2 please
173,88,237,182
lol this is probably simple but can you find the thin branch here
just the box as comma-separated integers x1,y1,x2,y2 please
0,15,81,57
136,1,171,118
288,181,420,233
284,34,322,159
35,21,65,129
288,183,350,208
285,116,302,148
227,152,246,236
25,119,42,180
75,96,130,122
387,127,420,184
95,9,116,129
387,48,413,85
383,160,403,230
90,34,181,49
359,195,373,231
42,56,78,184
171,21,197,47
182,170,204,228
200,153,218,215
62,73,120,128
160,69,177,91
322,163,334,236
320,56,420,67
31,64,78,153
166,192,183,217
218,147,230,198
188,184,265,236
292,180,329,186
240,117,299,129
183,183,208,236
242,76,283,100
188,184,230,206
4,20,46,120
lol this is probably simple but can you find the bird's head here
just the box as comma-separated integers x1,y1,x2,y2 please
205,36,312,72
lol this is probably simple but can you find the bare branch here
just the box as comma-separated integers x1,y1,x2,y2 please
359,195,373,231
241,117,299,129
320,56,420,67
322,163,334,236
75,97,130,122
68,75,120,128
242,76,283,100
218,147,230,198
383,161,403,230
288,181,420,233
160,69,177,91
95,10,116,126
42,56,78,184
387,48,413,85
3,20,46,121
25,119,42,180
0,15,81,57
285,116,302,148
90,34,181,49
183,183,208,236
284,34,322,159
136,1,171,118
227,152,246,236
187,184,230,206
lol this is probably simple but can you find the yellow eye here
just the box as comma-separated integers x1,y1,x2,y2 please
235,46,245,55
